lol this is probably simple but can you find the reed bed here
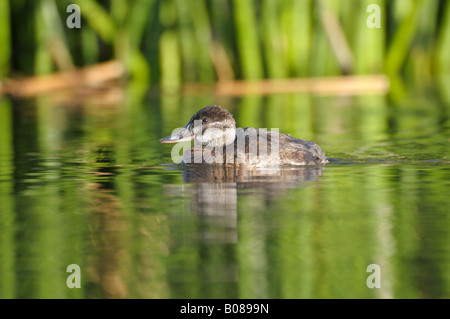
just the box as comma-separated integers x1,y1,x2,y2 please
0,0,449,89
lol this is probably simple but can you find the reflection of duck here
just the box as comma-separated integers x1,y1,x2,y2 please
165,165,323,244
181,165,323,189
160,105,327,166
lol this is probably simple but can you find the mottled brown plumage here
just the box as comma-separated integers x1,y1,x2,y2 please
160,105,327,166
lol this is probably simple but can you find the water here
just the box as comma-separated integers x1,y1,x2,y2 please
0,90,449,299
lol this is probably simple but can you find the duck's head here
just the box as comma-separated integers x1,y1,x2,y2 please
160,105,236,148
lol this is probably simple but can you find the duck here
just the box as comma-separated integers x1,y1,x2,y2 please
160,105,327,166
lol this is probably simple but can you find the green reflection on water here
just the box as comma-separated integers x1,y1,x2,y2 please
0,98,15,298
0,88,449,299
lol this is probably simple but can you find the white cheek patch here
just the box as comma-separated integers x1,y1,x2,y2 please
191,119,237,146
201,127,222,144
191,120,203,136
200,127,236,146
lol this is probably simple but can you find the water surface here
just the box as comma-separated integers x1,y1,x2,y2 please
0,91,449,298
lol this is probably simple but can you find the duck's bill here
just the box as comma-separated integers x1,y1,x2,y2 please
160,127,194,143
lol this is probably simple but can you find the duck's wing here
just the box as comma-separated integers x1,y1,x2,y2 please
277,132,327,165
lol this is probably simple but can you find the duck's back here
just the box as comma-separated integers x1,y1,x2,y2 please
276,131,327,165
183,127,327,166
232,128,325,166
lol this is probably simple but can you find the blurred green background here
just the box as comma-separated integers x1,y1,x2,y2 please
0,0,449,89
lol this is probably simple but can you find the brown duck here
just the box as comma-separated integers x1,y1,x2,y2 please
160,105,327,166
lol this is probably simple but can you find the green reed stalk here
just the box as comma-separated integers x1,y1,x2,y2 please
78,0,116,44
186,0,215,83
81,25,99,65
284,0,312,77
159,30,181,88
385,0,425,77
411,0,440,86
123,0,154,83
176,0,198,82
111,0,128,60
40,0,74,71
262,0,287,78
338,0,356,37
111,0,128,27
311,0,341,76
210,0,234,76
0,0,11,78
159,0,181,88
34,2,53,74
233,0,264,79
437,0,450,74
353,0,385,74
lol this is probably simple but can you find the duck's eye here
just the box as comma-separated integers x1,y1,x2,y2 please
202,118,208,123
